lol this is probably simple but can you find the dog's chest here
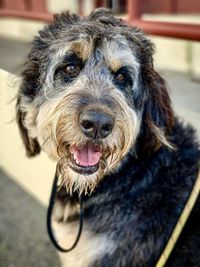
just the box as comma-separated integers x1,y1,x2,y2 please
53,220,115,267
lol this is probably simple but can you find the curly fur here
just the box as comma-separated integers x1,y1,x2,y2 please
16,8,200,267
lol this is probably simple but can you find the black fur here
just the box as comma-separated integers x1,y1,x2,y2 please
56,119,200,267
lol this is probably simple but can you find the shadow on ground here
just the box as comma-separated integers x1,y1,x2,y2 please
0,169,61,267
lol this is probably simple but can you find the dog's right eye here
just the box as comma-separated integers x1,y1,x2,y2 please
54,53,84,84
62,64,80,78
54,62,82,84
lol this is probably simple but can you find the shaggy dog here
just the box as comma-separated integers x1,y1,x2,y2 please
16,8,200,267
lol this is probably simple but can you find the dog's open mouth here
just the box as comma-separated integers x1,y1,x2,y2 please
69,142,102,175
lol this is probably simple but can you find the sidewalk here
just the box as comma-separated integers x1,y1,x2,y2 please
0,169,61,267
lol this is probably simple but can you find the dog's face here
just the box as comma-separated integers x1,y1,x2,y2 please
17,9,174,194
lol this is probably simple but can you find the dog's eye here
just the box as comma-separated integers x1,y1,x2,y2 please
63,64,80,77
115,73,126,82
54,53,84,84
113,68,132,89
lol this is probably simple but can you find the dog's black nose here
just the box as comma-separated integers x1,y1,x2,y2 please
79,111,114,139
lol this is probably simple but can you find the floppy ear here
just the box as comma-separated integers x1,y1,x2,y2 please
16,48,41,158
139,68,174,155
16,97,40,157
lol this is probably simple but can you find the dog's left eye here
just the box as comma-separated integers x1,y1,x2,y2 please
113,68,132,89
115,73,126,82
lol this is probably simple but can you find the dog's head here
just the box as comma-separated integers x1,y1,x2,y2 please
17,8,174,194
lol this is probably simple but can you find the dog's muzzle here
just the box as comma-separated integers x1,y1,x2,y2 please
68,110,114,175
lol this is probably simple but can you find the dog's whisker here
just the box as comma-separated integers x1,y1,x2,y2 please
41,135,51,147
101,158,107,169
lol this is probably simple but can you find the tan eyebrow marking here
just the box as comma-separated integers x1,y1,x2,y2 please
108,59,122,72
102,38,140,73
70,40,92,61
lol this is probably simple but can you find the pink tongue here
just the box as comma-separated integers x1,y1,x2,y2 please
73,143,101,167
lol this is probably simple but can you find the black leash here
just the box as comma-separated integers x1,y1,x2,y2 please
47,168,83,253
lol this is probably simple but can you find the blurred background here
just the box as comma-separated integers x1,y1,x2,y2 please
0,1,199,266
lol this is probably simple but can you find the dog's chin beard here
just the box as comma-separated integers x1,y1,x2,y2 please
58,161,103,195
42,132,133,194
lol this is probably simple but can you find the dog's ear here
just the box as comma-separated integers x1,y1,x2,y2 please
139,68,174,155
16,97,41,157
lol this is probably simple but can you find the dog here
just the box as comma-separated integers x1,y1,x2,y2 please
16,8,200,267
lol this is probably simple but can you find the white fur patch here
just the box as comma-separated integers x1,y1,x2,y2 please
53,220,116,267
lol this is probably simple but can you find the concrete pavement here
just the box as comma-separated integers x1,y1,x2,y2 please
0,169,61,267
